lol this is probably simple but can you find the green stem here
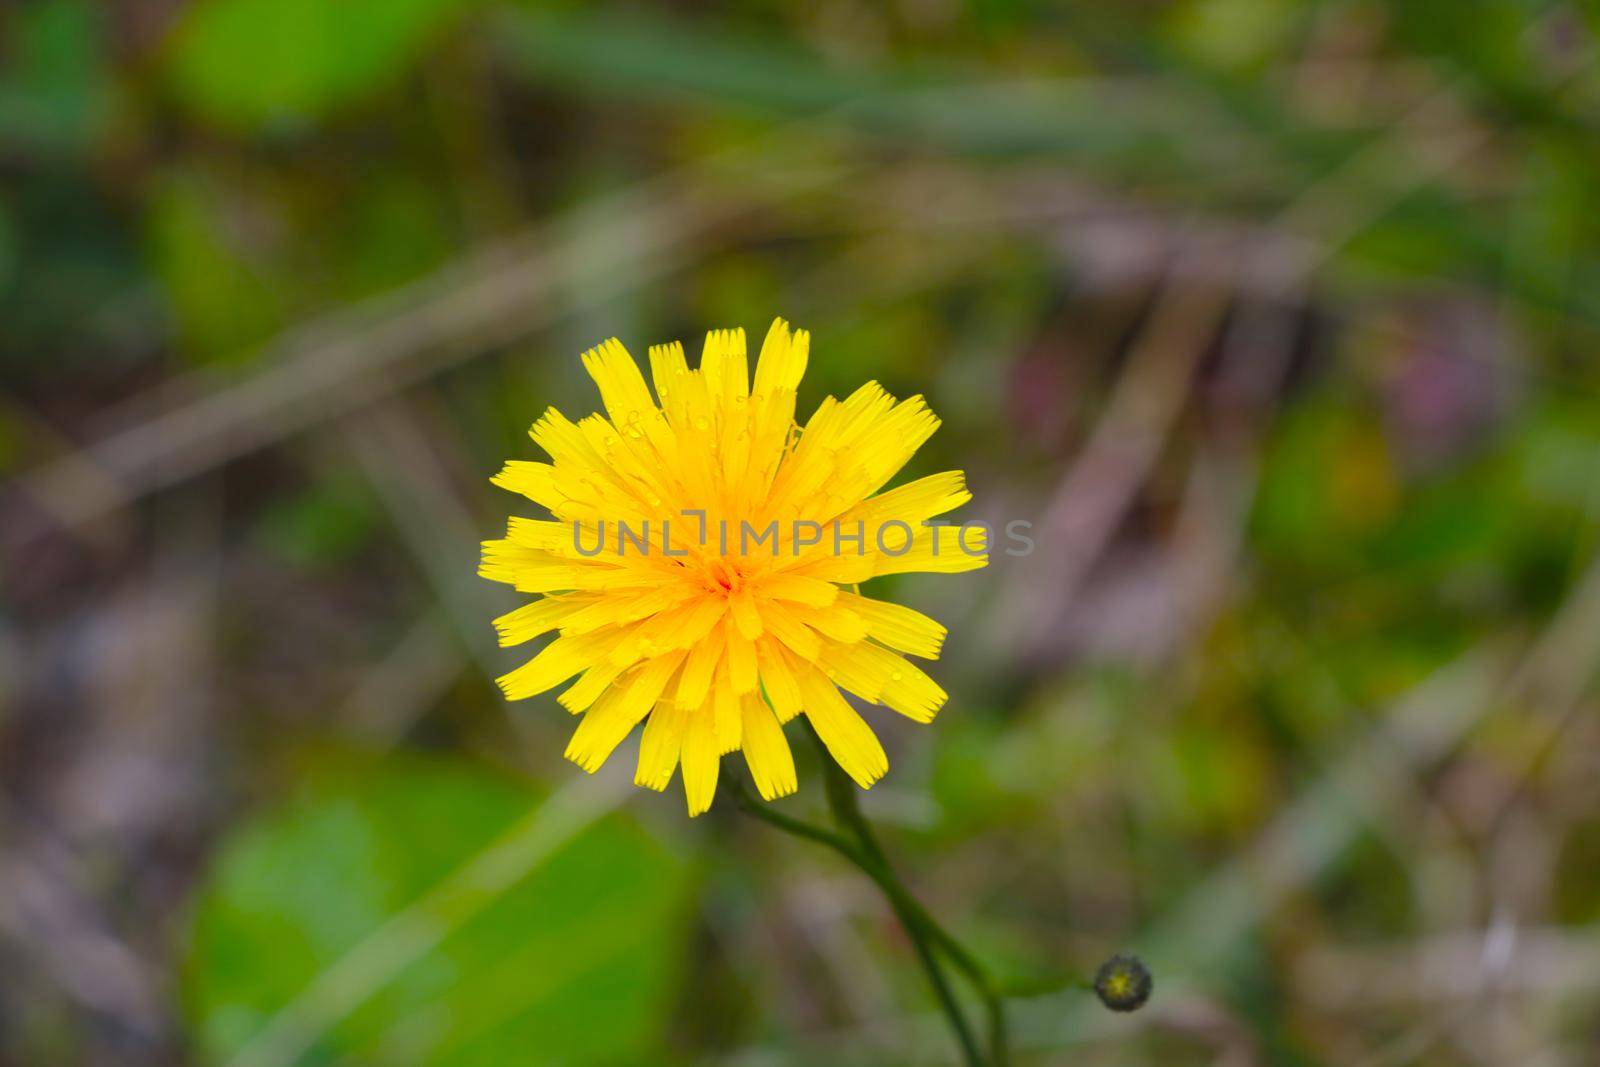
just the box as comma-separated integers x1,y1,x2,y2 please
855,875,1008,1063
996,972,1093,999
726,776,986,1067
807,725,1009,1067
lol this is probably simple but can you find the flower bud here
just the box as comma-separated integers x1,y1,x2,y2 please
1092,953,1152,1012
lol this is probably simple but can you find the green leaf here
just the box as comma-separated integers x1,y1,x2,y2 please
184,754,692,1066
166,0,472,129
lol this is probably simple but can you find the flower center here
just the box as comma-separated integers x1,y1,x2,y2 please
705,557,743,597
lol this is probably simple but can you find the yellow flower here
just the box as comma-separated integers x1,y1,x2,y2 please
480,318,986,815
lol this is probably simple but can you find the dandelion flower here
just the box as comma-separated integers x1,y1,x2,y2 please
480,318,986,815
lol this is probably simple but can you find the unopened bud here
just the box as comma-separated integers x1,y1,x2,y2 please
1092,953,1152,1012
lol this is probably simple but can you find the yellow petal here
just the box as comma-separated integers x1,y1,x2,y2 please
729,589,764,638
563,684,649,773
497,630,616,700
675,623,725,709
557,659,626,713
561,583,698,636
756,638,803,721
759,573,839,608
528,406,602,469
789,602,867,644
796,666,887,788
724,620,760,695
624,649,688,710
741,694,797,800
751,317,807,397
580,338,656,429
648,340,689,409
713,657,742,754
870,524,989,577
680,710,721,816
490,460,562,508
565,650,686,772
504,516,571,550
837,592,946,659
787,548,875,584
611,595,725,663
493,595,596,648
701,327,749,410
664,595,730,651
875,651,944,723
820,640,946,722
757,599,821,661
635,699,686,791
478,540,629,593
850,470,971,526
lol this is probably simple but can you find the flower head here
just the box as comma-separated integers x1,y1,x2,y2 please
480,318,986,814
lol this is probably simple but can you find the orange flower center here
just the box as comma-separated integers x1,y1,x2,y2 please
704,557,744,596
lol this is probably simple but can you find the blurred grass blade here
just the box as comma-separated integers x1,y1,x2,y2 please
186,755,686,1067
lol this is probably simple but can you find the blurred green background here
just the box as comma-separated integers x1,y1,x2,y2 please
5,1,1600,1064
